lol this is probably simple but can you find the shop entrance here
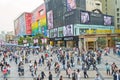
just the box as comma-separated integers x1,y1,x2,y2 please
66,41,78,48
87,41,95,50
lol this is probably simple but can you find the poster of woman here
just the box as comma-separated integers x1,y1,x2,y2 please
63,24,73,36
47,10,53,29
67,0,76,11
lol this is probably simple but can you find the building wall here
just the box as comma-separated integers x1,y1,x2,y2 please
14,13,32,36
86,0,102,12
31,4,47,36
101,0,120,29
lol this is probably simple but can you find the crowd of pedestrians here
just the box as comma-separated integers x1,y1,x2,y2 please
0,45,119,80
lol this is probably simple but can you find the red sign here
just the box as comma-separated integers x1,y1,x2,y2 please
25,13,32,35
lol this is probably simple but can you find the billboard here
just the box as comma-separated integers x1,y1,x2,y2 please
104,16,112,26
32,4,47,36
80,11,90,24
63,24,73,36
25,13,32,35
14,19,20,36
54,28,58,37
66,0,76,11
47,10,53,29
32,21,39,35
19,14,26,36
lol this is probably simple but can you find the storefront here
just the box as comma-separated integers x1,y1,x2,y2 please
63,36,79,48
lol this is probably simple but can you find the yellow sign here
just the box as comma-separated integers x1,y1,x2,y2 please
96,29,112,34
86,30,94,34
115,29,120,33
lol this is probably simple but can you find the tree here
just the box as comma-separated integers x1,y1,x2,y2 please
97,37,106,48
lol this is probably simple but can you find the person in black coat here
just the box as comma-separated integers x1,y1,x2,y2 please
48,72,52,80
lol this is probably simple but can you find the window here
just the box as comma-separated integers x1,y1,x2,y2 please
117,8,119,12
117,18,120,23
117,13,119,16
117,25,120,29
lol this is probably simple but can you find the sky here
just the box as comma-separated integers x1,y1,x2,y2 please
0,0,44,33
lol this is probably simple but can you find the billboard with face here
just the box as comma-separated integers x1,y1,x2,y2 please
63,24,73,36
47,10,53,29
104,16,112,26
81,11,90,24
66,0,76,11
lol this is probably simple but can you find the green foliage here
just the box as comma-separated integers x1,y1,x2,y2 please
97,37,106,48
18,33,48,46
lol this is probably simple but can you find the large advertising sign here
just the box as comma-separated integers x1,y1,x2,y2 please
104,16,112,26
25,13,32,35
19,15,26,36
63,24,73,36
66,0,76,11
81,11,90,24
32,21,39,35
14,19,20,36
47,10,53,29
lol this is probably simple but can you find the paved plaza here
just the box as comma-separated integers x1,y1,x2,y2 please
0,49,119,80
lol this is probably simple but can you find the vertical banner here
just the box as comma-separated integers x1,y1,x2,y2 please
25,13,32,35
47,10,53,29
34,39,38,44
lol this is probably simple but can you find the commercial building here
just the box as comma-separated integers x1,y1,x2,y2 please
101,0,120,30
31,4,47,36
44,0,115,51
14,12,32,36
86,0,102,12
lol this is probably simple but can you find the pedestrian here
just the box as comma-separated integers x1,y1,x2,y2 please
48,71,52,80
94,74,101,80
67,67,72,78
83,64,89,78
37,74,41,80
77,57,80,65
72,70,77,80
59,75,63,80
2,67,8,80
76,69,81,80
41,71,46,79
105,63,110,75
62,59,65,70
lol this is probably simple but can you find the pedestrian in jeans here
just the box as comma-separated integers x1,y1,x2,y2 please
2,67,8,80
105,63,110,75
48,72,52,80
83,64,89,78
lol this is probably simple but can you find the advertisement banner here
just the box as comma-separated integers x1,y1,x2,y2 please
32,21,39,35
47,10,53,29
14,19,20,36
19,15,26,36
25,13,32,35
66,0,76,11
63,24,73,36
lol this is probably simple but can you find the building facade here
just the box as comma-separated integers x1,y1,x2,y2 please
31,4,47,36
14,12,32,36
45,0,114,50
101,0,120,30
86,0,102,12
